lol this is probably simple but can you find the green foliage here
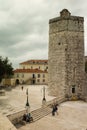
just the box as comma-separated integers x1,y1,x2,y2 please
85,61,87,73
0,56,13,82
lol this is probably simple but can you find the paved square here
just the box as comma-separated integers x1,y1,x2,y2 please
0,85,87,130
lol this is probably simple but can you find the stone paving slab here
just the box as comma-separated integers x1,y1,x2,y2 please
18,101,87,130
0,85,55,115
0,85,87,130
0,113,17,130
0,85,55,130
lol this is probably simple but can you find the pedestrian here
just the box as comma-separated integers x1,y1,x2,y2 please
55,104,58,115
52,104,56,116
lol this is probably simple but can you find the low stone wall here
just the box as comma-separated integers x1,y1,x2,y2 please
45,96,67,107
7,109,26,125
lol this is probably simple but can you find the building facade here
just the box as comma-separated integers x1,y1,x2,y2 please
48,9,86,98
19,60,48,71
14,60,48,85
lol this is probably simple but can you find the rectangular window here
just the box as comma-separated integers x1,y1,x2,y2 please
38,74,40,78
46,66,48,69
43,79,45,82
37,79,40,82
32,74,35,78
72,87,75,93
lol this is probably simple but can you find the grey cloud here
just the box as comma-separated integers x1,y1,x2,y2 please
0,0,87,68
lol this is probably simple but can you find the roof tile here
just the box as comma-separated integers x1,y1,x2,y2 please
14,68,47,73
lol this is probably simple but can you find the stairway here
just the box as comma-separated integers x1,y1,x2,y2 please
31,106,52,122
23,96,66,122
8,97,66,128
15,106,52,128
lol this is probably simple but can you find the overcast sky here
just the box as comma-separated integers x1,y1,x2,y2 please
0,0,87,69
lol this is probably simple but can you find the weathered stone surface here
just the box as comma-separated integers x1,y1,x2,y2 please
48,9,85,98
0,113,17,130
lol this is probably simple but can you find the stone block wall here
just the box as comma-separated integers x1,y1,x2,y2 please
48,9,85,98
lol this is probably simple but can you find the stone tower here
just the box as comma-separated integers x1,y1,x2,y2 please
48,9,85,98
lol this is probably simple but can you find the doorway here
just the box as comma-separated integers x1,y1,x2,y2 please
32,80,35,84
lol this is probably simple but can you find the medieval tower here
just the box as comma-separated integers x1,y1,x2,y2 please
48,9,85,98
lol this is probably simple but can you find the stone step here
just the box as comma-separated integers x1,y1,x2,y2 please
15,106,52,128
31,106,51,115
9,97,66,128
31,107,52,121
31,107,51,116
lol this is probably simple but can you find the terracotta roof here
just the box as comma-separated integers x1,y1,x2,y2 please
20,59,48,65
14,68,48,73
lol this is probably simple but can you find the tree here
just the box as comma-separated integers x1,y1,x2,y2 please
0,56,13,83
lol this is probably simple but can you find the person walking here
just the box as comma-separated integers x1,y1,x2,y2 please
52,104,56,116
55,104,58,115
52,103,58,116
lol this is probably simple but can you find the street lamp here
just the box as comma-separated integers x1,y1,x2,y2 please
26,88,30,114
42,86,46,105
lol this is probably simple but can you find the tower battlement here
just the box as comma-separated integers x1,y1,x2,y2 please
49,9,84,33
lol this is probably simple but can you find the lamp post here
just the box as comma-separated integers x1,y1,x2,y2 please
42,86,46,105
26,88,30,114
